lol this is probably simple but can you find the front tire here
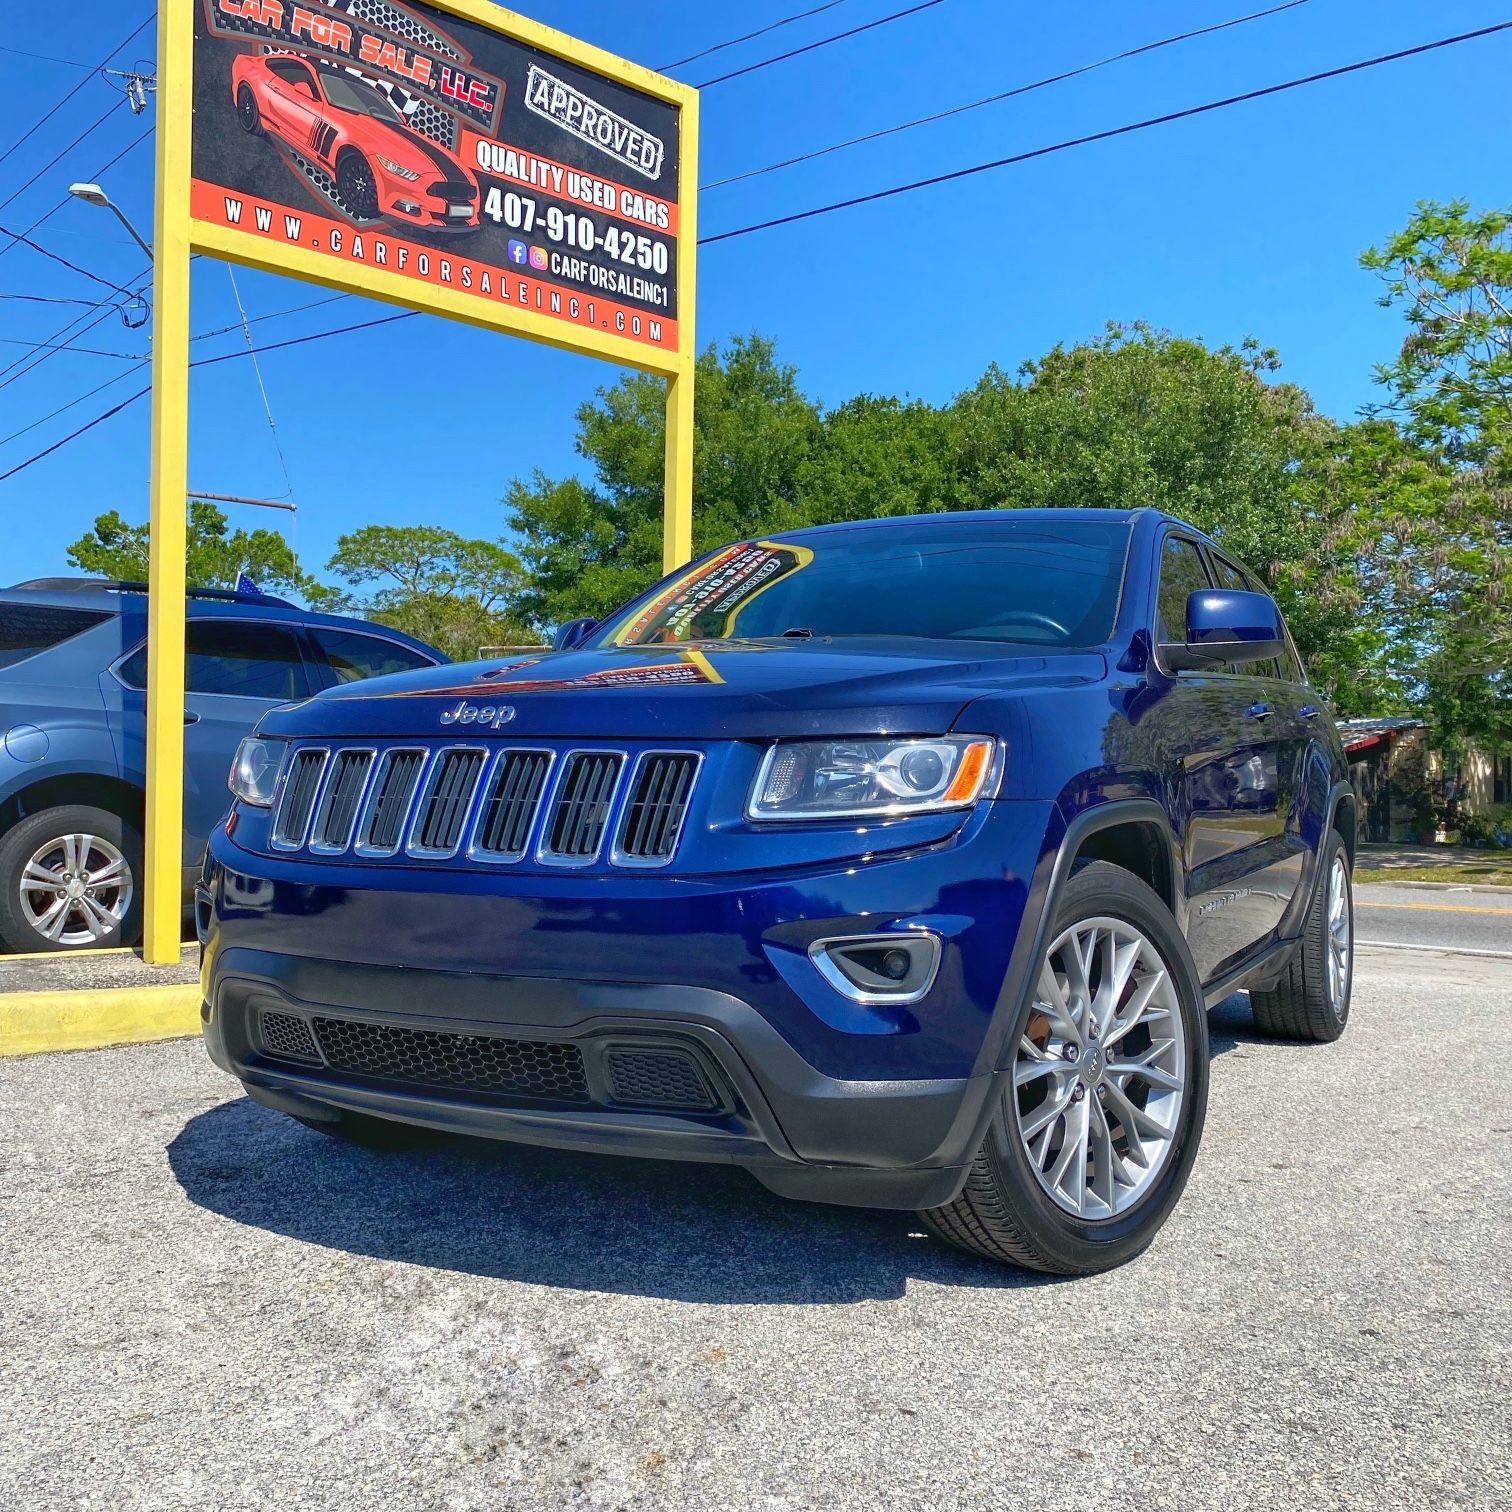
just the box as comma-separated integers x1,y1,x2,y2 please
1248,830,1352,1042
336,151,380,220
922,861,1210,1274
0,805,142,952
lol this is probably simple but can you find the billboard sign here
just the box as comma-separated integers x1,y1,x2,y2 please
190,0,688,360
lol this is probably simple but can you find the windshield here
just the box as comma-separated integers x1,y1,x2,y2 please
595,517,1131,649
320,72,402,123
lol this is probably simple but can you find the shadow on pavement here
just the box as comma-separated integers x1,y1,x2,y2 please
1207,990,1266,1057
168,1096,1057,1304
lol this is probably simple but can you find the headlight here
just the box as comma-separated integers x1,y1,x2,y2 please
747,736,995,821
376,155,421,181
229,736,288,807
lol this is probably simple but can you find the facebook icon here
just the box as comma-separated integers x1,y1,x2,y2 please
507,239,528,266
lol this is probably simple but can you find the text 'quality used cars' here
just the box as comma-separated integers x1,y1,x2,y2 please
198,510,1356,1273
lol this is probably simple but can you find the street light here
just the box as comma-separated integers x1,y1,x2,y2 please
68,181,154,261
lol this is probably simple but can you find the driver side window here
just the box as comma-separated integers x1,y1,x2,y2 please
1155,537,1210,649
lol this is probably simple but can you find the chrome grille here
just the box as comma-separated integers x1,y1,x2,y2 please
409,748,485,856
358,748,426,854
272,749,327,849
474,749,553,860
310,750,373,852
614,752,699,865
270,742,695,868
541,752,624,863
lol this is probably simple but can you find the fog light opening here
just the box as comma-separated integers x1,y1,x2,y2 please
809,932,942,1006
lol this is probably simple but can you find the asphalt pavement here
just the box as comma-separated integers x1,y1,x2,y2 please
1355,882,1512,955
2,945,1509,1510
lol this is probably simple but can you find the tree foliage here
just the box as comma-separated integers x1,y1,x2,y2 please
66,500,312,594
322,524,533,662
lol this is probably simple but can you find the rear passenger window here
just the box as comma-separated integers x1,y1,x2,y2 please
310,628,436,684
1156,537,1210,647
119,621,309,700
0,604,109,670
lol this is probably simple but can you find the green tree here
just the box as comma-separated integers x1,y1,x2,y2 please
951,323,1369,700
506,334,822,625
1359,200,1512,739
323,524,533,662
66,500,315,595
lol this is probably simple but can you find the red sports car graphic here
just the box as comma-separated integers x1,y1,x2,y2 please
230,51,480,230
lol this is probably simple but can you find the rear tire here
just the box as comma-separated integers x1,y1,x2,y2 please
1248,830,1352,1042
921,861,1209,1274
236,83,263,136
0,805,142,952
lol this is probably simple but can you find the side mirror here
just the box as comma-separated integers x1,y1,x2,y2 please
1161,589,1285,672
553,617,599,653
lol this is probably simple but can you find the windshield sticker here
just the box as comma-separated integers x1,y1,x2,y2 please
610,542,815,645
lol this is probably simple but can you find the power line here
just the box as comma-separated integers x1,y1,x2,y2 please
0,96,125,213
695,0,948,88
0,335,140,360
659,1,854,71
0,222,143,297
700,19,1512,244
0,44,97,70
0,13,154,171
706,0,1311,189
225,265,298,501
0,292,123,310
0,262,151,391
0,364,145,448
0,121,156,266
0,311,417,484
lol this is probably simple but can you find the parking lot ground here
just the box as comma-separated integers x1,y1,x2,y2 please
2,946,1509,1511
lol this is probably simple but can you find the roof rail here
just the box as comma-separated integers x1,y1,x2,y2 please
8,576,295,608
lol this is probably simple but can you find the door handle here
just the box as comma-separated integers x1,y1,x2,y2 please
184,711,201,725
1299,704,1320,720
1246,703,1274,721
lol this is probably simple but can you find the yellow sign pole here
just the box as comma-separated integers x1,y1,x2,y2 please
663,82,699,574
143,0,194,964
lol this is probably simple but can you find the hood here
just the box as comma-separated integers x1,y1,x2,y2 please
258,638,1108,742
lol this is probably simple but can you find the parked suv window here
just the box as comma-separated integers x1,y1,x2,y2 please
0,604,109,670
311,628,435,683
1155,537,1210,647
119,621,309,700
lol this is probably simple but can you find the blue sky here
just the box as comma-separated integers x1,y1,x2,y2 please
2,0,1509,589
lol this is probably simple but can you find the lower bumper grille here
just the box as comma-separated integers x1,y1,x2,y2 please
261,1011,590,1103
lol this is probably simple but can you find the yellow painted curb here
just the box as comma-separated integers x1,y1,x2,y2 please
0,985,202,1057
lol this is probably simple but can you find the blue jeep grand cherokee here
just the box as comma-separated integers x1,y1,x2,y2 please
0,579,441,952
201,510,1355,1273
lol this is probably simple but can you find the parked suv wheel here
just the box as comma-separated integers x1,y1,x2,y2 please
0,805,143,952
922,861,1210,1274
1248,829,1353,1042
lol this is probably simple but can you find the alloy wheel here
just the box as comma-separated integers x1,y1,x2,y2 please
18,832,133,947
1326,855,1352,1017
1014,915,1188,1220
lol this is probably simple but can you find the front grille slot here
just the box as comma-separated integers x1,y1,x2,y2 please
272,749,327,848
541,752,624,862
309,750,373,852
615,752,699,864
409,748,485,855
259,1010,321,1064
358,748,426,854
474,750,552,859
311,1017,589,1102
605,1047,715,1110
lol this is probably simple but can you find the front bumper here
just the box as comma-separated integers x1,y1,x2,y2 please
200,799,1054,1208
